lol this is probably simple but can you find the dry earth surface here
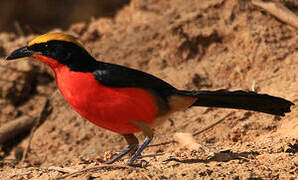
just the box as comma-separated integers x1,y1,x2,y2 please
0,0,297,179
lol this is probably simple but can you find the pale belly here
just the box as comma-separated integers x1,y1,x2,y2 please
54,68,158,134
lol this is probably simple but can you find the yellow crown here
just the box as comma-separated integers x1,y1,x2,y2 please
28,33,84,48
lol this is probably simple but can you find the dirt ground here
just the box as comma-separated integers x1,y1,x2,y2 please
0,0,297,179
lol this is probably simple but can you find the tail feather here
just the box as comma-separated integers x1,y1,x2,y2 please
174,89,294,116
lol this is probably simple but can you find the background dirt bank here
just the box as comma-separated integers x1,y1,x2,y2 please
0,0,297,179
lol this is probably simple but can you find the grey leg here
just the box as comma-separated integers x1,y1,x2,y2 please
126,121,154,165
126,136,153,165
104,134,138,164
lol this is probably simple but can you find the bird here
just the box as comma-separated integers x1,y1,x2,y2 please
5,33,294,165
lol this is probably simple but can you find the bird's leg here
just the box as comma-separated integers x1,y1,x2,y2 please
126,121,154,166
104,134,138,164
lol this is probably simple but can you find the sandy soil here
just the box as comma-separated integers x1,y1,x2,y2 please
0,0,297,179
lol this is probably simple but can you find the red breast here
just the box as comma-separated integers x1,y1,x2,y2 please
33,54,158,133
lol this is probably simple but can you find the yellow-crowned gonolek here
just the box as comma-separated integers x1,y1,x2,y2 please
6,33,294,165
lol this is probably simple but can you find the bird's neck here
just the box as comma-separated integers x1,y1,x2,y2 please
32,54,62,69
32,53,99,73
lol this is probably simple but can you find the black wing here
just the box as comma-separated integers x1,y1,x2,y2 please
92,62,176,100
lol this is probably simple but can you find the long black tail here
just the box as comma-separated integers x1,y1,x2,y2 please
174,89,294,116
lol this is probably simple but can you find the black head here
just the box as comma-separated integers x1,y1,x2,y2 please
6,33,97,72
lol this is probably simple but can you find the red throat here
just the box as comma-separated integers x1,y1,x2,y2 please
32,54,62,70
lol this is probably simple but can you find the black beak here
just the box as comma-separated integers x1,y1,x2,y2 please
6,46,34,60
